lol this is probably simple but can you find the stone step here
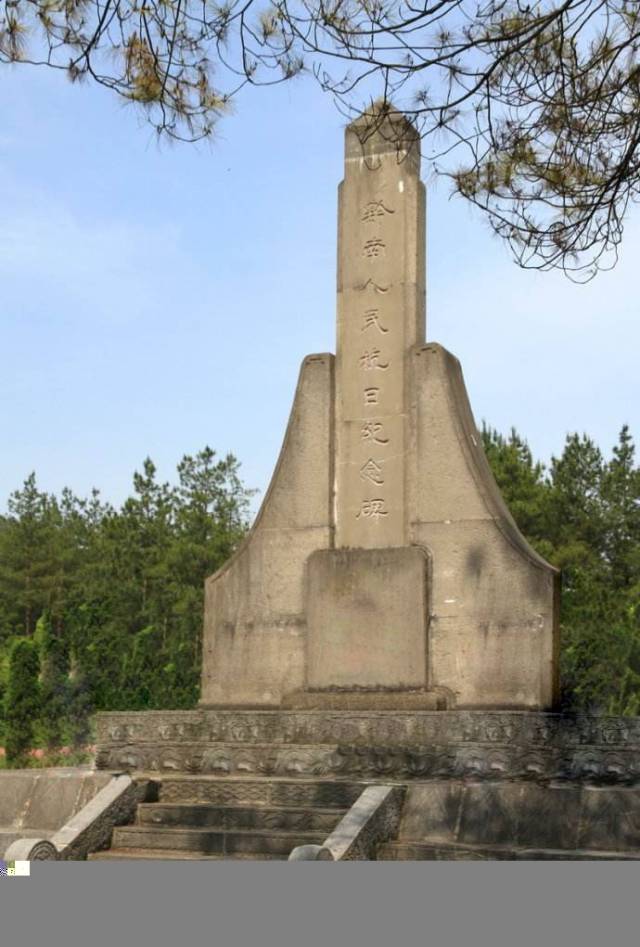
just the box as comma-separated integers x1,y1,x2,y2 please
156,776,367,809
379,841,640,861
89,848,285,861
137,802,346,832
112,824,327,857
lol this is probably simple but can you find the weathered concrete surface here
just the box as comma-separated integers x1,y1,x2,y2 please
98,707,635,749
281,689,449,709
306,547,430,690
5,775,153,861
379,780,640,858
319,785,405,860
409,344,560,708
96,709,640,786
0,768,112,858
335,109,425,548
200,104,559,710
200,354,334,707
90,719,640,860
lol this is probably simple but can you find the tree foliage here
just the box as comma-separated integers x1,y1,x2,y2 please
4,638,40,765
0,447,254,752
483,422,640,713
2,0,640,275
36,610,69,750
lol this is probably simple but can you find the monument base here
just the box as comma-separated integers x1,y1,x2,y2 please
281,688,452,711
96,708,640,785
93,708,640,859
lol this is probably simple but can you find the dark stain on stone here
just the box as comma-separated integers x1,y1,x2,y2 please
466,546,485,581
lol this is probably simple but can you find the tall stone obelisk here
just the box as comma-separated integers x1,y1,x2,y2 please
336,107,425,548
200,105,559,711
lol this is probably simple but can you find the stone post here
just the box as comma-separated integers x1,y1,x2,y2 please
335,106,426,548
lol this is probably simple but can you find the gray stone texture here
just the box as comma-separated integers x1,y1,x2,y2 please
199,105,558,710
306,547,430,690
3,774,152,861
335,109,425,549
382,780,640,858
317,784,405,860
409,343,559,708
200,354,334,707
95,709,640,787
89,716,640,859
0,768,113,859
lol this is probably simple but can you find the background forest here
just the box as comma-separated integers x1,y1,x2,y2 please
0,426,639,765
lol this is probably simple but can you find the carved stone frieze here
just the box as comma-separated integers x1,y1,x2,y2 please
95,710,640,755
95,736,640,786
157,778,365,809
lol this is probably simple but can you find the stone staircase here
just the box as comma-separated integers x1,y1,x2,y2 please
92,709,640,861
89,774,640,861
89,776,365,860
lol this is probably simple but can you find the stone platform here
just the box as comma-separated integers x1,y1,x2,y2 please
92,709,640,859
95,709,640,785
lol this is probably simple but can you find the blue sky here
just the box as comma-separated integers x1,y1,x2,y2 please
1,64,638,512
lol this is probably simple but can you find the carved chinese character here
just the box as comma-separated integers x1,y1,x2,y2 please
361,421,389,445
356,279,389,294
360,349,389,371
363,238,386,258
361,200,395,223
356,499,389,519
360,458,384,485
363,387,380,405
362,309,389,334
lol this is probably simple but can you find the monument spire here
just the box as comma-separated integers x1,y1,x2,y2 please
335,105,426,548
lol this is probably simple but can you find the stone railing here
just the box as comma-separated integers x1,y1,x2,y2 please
289,785,405,861
4,774,147,861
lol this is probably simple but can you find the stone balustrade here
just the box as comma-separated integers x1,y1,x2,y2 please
289,785,405,861
4,774,148,861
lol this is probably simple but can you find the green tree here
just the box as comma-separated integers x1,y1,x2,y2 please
66,448,253,711
4,638,40,766
0,474,59,639
481,425,552,558
67,664,94,749
482,422,640,715
170,448,254,677
36,611,70,750
601,426,640,590
544,428,640,714
0,447,253,731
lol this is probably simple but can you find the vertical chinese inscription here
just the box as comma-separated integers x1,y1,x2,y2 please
335,107,426,547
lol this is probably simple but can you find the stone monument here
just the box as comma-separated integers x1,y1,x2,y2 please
93,107,640,862
200,104,559,711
